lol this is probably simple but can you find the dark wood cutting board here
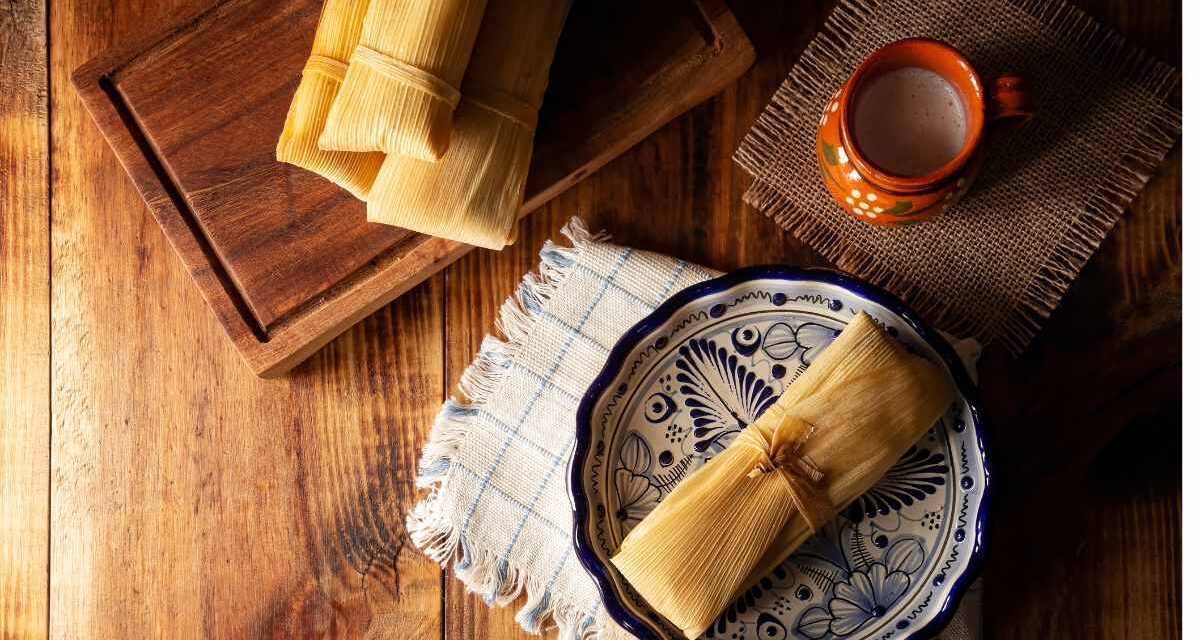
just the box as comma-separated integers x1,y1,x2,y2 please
72,0,755,376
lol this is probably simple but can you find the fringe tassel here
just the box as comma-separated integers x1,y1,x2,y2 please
407,218,623,639
735,0,1180,355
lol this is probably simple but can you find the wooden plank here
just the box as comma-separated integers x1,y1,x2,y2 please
264,298,445,639
70,0,755,377
977,150,1182,640
985,420,1181,640
1078,487,1180,640
48,0,443,635
0,0,51,636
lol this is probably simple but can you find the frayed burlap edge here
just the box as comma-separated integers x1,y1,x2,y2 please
734,0,1181,355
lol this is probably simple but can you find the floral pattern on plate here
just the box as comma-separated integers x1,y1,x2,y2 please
572,269,987,640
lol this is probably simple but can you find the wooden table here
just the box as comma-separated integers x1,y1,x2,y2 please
0,0,1179,638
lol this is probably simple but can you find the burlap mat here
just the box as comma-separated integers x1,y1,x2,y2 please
734,0,1181,354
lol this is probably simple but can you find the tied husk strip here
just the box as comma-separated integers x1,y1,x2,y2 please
744,414,835,533
611,313,955,639
319,0,490,159
276,0,383,200
365,0,571,249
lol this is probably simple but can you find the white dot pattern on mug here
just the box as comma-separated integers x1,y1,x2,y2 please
844,190,883,219
942,176,970,204
820,92,842,127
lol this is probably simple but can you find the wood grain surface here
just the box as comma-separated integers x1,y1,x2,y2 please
69,0,754,377
0,0,1181,638
48,0,443,636
1,0,51,636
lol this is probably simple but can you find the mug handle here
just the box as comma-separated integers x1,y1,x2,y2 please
986,73,1034,134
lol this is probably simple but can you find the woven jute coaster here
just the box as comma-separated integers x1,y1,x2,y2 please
734,0,1180,354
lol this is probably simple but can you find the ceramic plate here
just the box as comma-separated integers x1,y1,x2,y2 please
570,267,988,640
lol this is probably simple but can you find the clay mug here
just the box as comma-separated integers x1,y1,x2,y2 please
815,37,1033,226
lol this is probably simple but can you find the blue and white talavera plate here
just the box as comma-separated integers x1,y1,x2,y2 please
570,267,988,640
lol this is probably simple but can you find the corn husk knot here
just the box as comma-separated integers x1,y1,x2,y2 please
740,411,834,533
317,0,491,158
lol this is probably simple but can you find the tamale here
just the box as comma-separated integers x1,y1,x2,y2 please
611,312,955,639
318,0,490,159
365,0,571,249
276,0,384,200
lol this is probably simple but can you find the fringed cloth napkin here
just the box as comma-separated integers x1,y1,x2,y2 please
407,219,981,639
734,0,1181,355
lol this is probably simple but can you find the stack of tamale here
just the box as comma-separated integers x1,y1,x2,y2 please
612,312,955,639
277,0,571,249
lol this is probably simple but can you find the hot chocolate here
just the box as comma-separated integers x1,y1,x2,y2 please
851,66,967,177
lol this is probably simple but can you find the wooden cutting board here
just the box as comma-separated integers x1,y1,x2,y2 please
72,0,754,377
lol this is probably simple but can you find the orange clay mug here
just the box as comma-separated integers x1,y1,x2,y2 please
816,38,1032,226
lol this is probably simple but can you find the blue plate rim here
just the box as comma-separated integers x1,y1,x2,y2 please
568,265,990,640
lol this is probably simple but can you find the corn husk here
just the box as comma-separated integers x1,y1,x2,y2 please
365,0,570,249
318,0,489,159
275,0,384,199
611,313,955,639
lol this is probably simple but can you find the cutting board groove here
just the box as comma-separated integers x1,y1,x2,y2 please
73,0,755,375
100,74,273,340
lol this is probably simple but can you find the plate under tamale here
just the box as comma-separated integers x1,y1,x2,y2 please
72,0,755,376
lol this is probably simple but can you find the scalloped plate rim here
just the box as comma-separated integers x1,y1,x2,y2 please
568,265,990,640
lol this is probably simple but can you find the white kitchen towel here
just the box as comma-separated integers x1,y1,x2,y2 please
407,218,980,639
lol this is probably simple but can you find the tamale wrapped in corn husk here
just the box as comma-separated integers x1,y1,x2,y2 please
318,0,490,159
276,0,384,199
611,313,955,639
365,0,571,249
